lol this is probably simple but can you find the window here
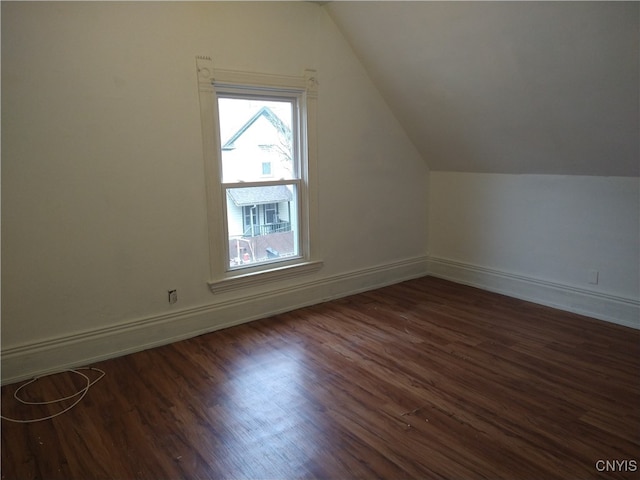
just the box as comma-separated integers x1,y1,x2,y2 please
196,57,322,292
219,95,298,268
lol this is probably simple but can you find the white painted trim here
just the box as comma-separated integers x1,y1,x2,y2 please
1,256,428,385
212,68,308,91
208,260,324,293
427,256,640,330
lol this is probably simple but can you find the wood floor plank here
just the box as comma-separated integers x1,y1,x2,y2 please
2,277,639,479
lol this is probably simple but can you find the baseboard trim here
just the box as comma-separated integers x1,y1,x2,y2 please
1,256,428,385
427,256,639,330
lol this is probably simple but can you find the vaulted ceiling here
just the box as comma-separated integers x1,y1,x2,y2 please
325,2,639,176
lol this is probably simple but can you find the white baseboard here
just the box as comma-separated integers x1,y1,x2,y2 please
427,256,640,330
1,256,428,385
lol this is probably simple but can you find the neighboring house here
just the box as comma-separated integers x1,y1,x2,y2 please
221,106,296,265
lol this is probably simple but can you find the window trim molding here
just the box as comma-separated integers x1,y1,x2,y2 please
207,260,324,294
196,57,322,293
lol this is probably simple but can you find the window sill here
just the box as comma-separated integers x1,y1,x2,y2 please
208,260,323,294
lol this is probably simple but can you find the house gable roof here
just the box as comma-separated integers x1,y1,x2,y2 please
221,106,291,151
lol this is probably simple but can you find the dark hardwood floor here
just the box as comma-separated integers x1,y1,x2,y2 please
2,277,639,479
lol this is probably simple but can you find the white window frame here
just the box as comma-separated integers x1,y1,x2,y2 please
196,57,322,293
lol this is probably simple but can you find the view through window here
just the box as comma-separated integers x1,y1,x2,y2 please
218,95,301,269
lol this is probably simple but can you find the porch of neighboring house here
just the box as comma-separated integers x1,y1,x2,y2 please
227,185,296,266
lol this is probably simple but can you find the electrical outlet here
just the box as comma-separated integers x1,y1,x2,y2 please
168,290,178,304
588,270,599,285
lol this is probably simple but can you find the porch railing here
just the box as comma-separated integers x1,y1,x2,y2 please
242,221,291,237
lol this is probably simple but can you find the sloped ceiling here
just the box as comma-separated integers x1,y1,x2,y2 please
326,2,639,176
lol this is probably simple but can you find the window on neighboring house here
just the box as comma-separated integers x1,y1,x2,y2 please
261,161,272,177
196,58,322,292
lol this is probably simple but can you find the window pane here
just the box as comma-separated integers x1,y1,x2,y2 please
226,184,299,268
218,97,295,183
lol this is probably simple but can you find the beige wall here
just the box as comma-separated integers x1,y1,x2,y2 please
429,172,639,327
1,2,428,381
